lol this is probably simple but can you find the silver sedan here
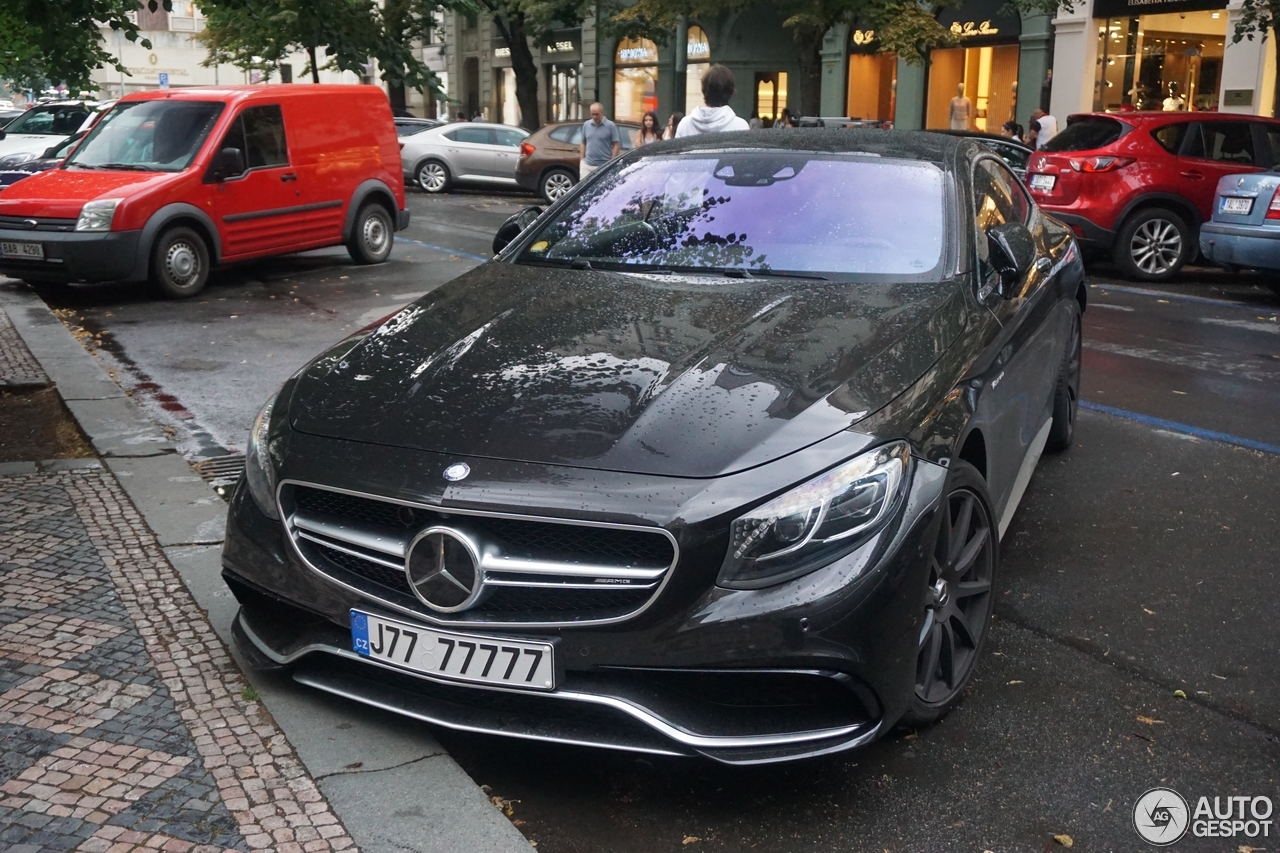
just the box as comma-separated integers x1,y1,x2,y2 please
400,122,530,194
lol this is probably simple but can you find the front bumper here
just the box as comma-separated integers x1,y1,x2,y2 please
1199,221,1280,272
0,227,142,283
396,209,410,231
221,441,947,764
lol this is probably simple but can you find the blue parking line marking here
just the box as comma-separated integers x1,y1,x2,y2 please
1080,401,1280,455
1090,283,1270,311
394,236,490,264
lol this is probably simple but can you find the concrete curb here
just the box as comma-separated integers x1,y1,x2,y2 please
0,284,534,853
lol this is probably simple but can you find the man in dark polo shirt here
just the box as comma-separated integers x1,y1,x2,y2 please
579,102,621,179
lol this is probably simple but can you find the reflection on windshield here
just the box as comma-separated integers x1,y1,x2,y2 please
4,106,87,136
520,153,946,278
65,101,224,173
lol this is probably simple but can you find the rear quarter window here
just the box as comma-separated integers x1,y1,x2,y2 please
1041,117,1128,152
548,126,577,143
1151,124,1187,154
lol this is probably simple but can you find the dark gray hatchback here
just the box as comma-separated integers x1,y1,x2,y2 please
222,130,1086,764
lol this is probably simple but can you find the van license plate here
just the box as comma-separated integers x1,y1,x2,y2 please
1029,174,1056,192
1,241,43,259
1221,197,1253,215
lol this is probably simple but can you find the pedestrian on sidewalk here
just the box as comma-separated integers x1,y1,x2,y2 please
637,110,661,145
662,111,684,140
580,102,621,179
676,64,750,137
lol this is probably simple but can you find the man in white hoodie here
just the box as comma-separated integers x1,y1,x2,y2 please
675,64,750,137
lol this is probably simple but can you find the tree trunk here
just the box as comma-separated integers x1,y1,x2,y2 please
796,26,824,118
307,46,320,84
388,81,407,114
493,13,541,130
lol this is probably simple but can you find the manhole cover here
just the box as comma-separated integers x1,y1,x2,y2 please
191,454,245,500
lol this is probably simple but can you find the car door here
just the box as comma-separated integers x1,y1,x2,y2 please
1177,120,1265,222
209,104,301,258
441,126,498,180
489,128,528,183
971,157,1065,526
545,124,583,172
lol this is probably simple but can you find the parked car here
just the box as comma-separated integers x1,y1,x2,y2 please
222,130,1086,764
515,120,642,202
0,85,408,298
400,122,530,193
0,110,24,128
1026,111,1280,281
933,130,1033,180
0,101,93,160
1199,170,1280,295
394,117,442,137
0,132,86,190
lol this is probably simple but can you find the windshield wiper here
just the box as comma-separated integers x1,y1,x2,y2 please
721,268,830,281
96,163,155,172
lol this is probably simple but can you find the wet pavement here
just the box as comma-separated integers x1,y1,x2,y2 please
5,191,1280,851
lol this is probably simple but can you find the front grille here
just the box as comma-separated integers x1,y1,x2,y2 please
0,215,76,232
285,483,678,626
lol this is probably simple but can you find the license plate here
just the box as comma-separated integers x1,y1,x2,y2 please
1,241,43,259
351,609,556,690
1029,174,1056,192
1221,196,1253,215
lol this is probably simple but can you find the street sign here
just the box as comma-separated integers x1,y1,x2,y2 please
158,72,169,89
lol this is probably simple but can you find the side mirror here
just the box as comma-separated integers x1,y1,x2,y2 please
985,223,1036,297
492,205,543,255
206,147,245,183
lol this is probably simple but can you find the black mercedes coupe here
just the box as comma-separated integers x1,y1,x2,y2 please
222,130,1085,764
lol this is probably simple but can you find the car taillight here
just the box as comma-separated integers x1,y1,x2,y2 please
520,142,535,157
1068,156,1134,173
1266,187,1280,220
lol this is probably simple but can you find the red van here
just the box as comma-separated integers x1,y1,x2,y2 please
0,85,408,298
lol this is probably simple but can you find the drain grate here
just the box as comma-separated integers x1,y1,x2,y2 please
192,454,246,500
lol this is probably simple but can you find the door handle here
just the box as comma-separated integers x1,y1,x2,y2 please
281,173,298,182
1179,170,1204,179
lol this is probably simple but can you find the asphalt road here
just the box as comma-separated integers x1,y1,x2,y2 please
7,190,1280,852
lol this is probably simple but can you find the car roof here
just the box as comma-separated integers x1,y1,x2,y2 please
115,85,387,110
931,129,1032,150
1068,111,1280,125
634,128,964,164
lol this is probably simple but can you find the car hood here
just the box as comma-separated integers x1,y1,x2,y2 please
0,133,66,160
0,169,172,219
288,264,968,477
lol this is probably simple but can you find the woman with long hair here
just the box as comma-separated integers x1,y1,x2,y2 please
662,111,684,140
638,111,661,145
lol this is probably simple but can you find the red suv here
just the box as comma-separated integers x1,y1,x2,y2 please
1026,112,1280,281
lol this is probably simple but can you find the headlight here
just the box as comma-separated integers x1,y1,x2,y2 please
75,198,122,232
717,442,910,590
0,152,36,169
244,393,280,520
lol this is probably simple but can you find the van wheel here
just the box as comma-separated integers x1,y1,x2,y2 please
540,168,576,203
150,227,210,299
416,160,450,193
347,203,394,264
1113,208,1191,281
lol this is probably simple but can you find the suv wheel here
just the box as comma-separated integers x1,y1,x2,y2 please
150,226,210,299
416,160,450,193
1114,207,1191,281
540,169,576,203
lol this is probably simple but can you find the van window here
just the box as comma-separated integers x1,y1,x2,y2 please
222,105,289,170
64,100,224,172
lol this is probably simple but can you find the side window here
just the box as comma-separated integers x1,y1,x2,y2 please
1198,121,1256,164
974,158,1029,232
1152,123,1187,155
221,105,288,173
992,142,1029,172
548,126,576,143
493,128,526,147
1267,127,1280,167
444,127,492,145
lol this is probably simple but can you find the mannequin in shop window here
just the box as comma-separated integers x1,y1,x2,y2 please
949,83,973,131
1163,83,1186,112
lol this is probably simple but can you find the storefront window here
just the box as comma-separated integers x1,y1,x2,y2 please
756,72,788,124
498,68,519,125
847,29,897,122
1093,11,1227,112
548,63,582,122
926,45,1020,131
614,38,659,122
685,27,711,112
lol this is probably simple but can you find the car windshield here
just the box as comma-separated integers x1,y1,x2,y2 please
64,100,224,172
4,105,88,136
1042,117,1128,152
518,151,946,279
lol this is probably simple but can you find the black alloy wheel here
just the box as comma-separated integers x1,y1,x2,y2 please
347,203,394,264
903,460,997,726
149,226,210,299
1045,310,1082,453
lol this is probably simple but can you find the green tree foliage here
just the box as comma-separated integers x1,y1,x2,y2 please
613,0,956,117
0,0,172,94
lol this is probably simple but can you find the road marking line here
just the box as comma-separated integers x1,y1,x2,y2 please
1081,401,1280,455
1090,303,1135,312
1090,283,1267,310
1198,316,1280,334
395,236,489,263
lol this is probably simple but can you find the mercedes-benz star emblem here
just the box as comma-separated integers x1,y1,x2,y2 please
443,462,470,482
405,527,483,612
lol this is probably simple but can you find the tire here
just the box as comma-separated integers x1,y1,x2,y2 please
346,203,394,265
1045,309,1082,453
416,159,450,193
540,168,576,203
1266,280,1280,299
901,459,999,728
1113,207,1192,281
149,226,210,299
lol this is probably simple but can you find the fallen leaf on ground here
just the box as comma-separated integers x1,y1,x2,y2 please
1142,607,1156,615
683,836,701,845
1053,834,1074,847
1007,680,1024,685
1136,716,1165,725
1174,689,1187,699
343,761,363,769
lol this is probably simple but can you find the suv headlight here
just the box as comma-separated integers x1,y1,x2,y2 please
75,198,122,231
244,393,280,520
717,442,910,590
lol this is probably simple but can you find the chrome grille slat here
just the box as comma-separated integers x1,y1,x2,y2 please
281,481,679,627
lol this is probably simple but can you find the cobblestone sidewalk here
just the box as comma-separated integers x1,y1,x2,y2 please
0,465,359,853
0,307,49,388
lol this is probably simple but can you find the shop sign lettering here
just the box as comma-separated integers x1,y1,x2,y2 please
852,29,875,45
547,40,574,53
494,46,511,57
687,39,709,58
950,19,1000,37
619,47,656,61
